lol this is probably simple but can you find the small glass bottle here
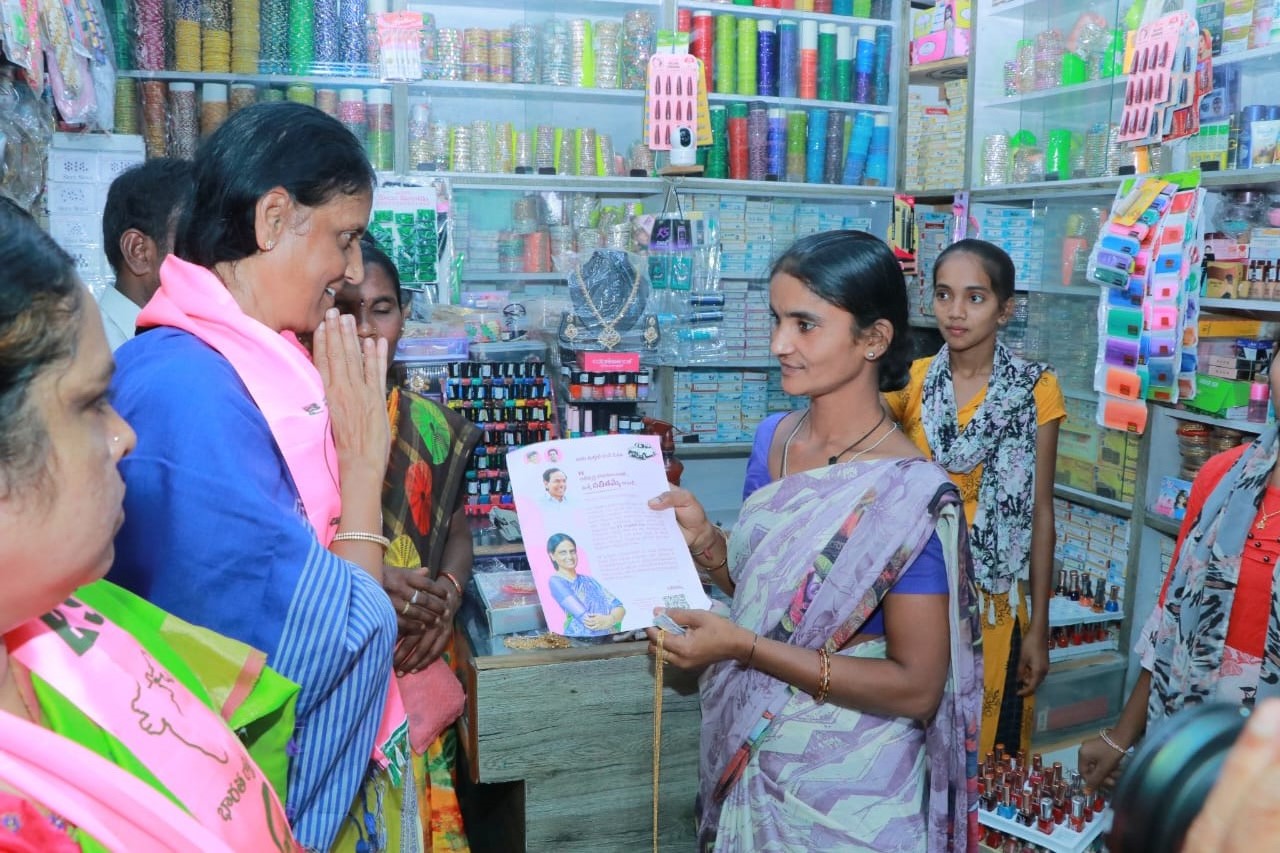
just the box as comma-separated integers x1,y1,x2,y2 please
1105,584,1120,613
637,371,651,400
1249,379,1270,424
1068,570,1081,602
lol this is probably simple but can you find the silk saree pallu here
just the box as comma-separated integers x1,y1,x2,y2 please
699,458,982,853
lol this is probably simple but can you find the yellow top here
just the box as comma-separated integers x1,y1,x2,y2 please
884,356,1067,525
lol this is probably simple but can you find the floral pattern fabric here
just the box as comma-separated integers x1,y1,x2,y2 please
921,342,1046,596
1144,425,1280,726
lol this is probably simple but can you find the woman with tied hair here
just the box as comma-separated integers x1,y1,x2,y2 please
0,198,300,851
649,231,981,851
886,238,1065,760
107,102,406,851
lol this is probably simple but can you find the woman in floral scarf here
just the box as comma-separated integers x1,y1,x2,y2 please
885,239,1065,758
1079,353,1280,789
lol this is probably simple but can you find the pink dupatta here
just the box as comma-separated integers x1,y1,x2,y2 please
2,601,296,852
138,255,407,768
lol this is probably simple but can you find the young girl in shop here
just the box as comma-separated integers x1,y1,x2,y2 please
885,238,1065,758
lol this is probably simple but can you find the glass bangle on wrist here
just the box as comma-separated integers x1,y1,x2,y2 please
441,571,463,599
332,531,391,549
1099,727,1134,756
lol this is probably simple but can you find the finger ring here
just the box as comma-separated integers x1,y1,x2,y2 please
410,590,421,605
401,602,411,616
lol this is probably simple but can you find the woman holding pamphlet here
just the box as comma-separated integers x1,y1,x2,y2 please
648,231,981,852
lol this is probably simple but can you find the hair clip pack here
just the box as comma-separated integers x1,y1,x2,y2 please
1118,12,1200,146
1089,173,1207,434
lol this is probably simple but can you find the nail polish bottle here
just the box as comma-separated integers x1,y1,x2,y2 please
997,787,1016,820
1069,794,1086,832
1080,575,1093,608
1106,584,1121,613
1091,579,1107,613
1069,570,1081,602
1038,795,1055,834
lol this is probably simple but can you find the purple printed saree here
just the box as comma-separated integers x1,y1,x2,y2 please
699,457,982,852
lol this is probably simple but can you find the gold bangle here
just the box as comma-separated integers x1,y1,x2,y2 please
332,531,391,549
814,647,832,704
441,571,464,598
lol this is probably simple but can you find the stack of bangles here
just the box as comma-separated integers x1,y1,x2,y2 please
691,525,729,572
814,647,831,704
332,531,391,549
1098,727,1134,756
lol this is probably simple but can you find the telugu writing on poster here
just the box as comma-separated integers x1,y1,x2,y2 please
507,435,710,637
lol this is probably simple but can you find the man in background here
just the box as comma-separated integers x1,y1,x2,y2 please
98,158,195,350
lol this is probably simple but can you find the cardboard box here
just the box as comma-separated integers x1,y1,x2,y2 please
474,571,547,636
1205,261,1247,297
1183,374,1254,415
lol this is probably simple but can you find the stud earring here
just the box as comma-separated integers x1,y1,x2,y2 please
264,240,276,251
866,351,877,360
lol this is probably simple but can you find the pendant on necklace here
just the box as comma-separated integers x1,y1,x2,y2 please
597,324,622,350
563,313,580,341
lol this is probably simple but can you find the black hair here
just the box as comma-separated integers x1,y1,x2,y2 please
547,532,577,554
769,230,911,393
176,102,376,269
934,238,1017,304
101,158,195,275
542,467,565,484
359,235,404,309
0,198,85,499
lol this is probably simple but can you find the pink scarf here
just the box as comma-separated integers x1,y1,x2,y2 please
138,255,407,769
140,256,341,542
2,603,297,851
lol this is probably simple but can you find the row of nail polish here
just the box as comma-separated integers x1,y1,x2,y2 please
979,750,1107,839
1054,568,1121,613
1048,622,1116,649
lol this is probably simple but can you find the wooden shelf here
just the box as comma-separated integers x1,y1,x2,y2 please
1199,297,1280,313
1053,484,1132,518
908,56,968,84
438,173,664,194
407,79,644,104
1198,164,1280,190
1049,638,1119,664
119,69,385,87
681,0,898,29
979,77,1118,110
708,91,893,114
675,441,754,457
1144,512,1182,539
1158,406,1266,434
971,176,1125,202
672,177,895,201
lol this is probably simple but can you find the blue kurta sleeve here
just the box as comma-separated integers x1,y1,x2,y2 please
108,329,396,850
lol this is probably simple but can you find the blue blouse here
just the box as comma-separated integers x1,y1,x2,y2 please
742,413,948,636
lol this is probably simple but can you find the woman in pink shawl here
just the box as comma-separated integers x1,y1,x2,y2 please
649,231,982,852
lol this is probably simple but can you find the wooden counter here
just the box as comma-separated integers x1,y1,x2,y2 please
455,606,702,852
